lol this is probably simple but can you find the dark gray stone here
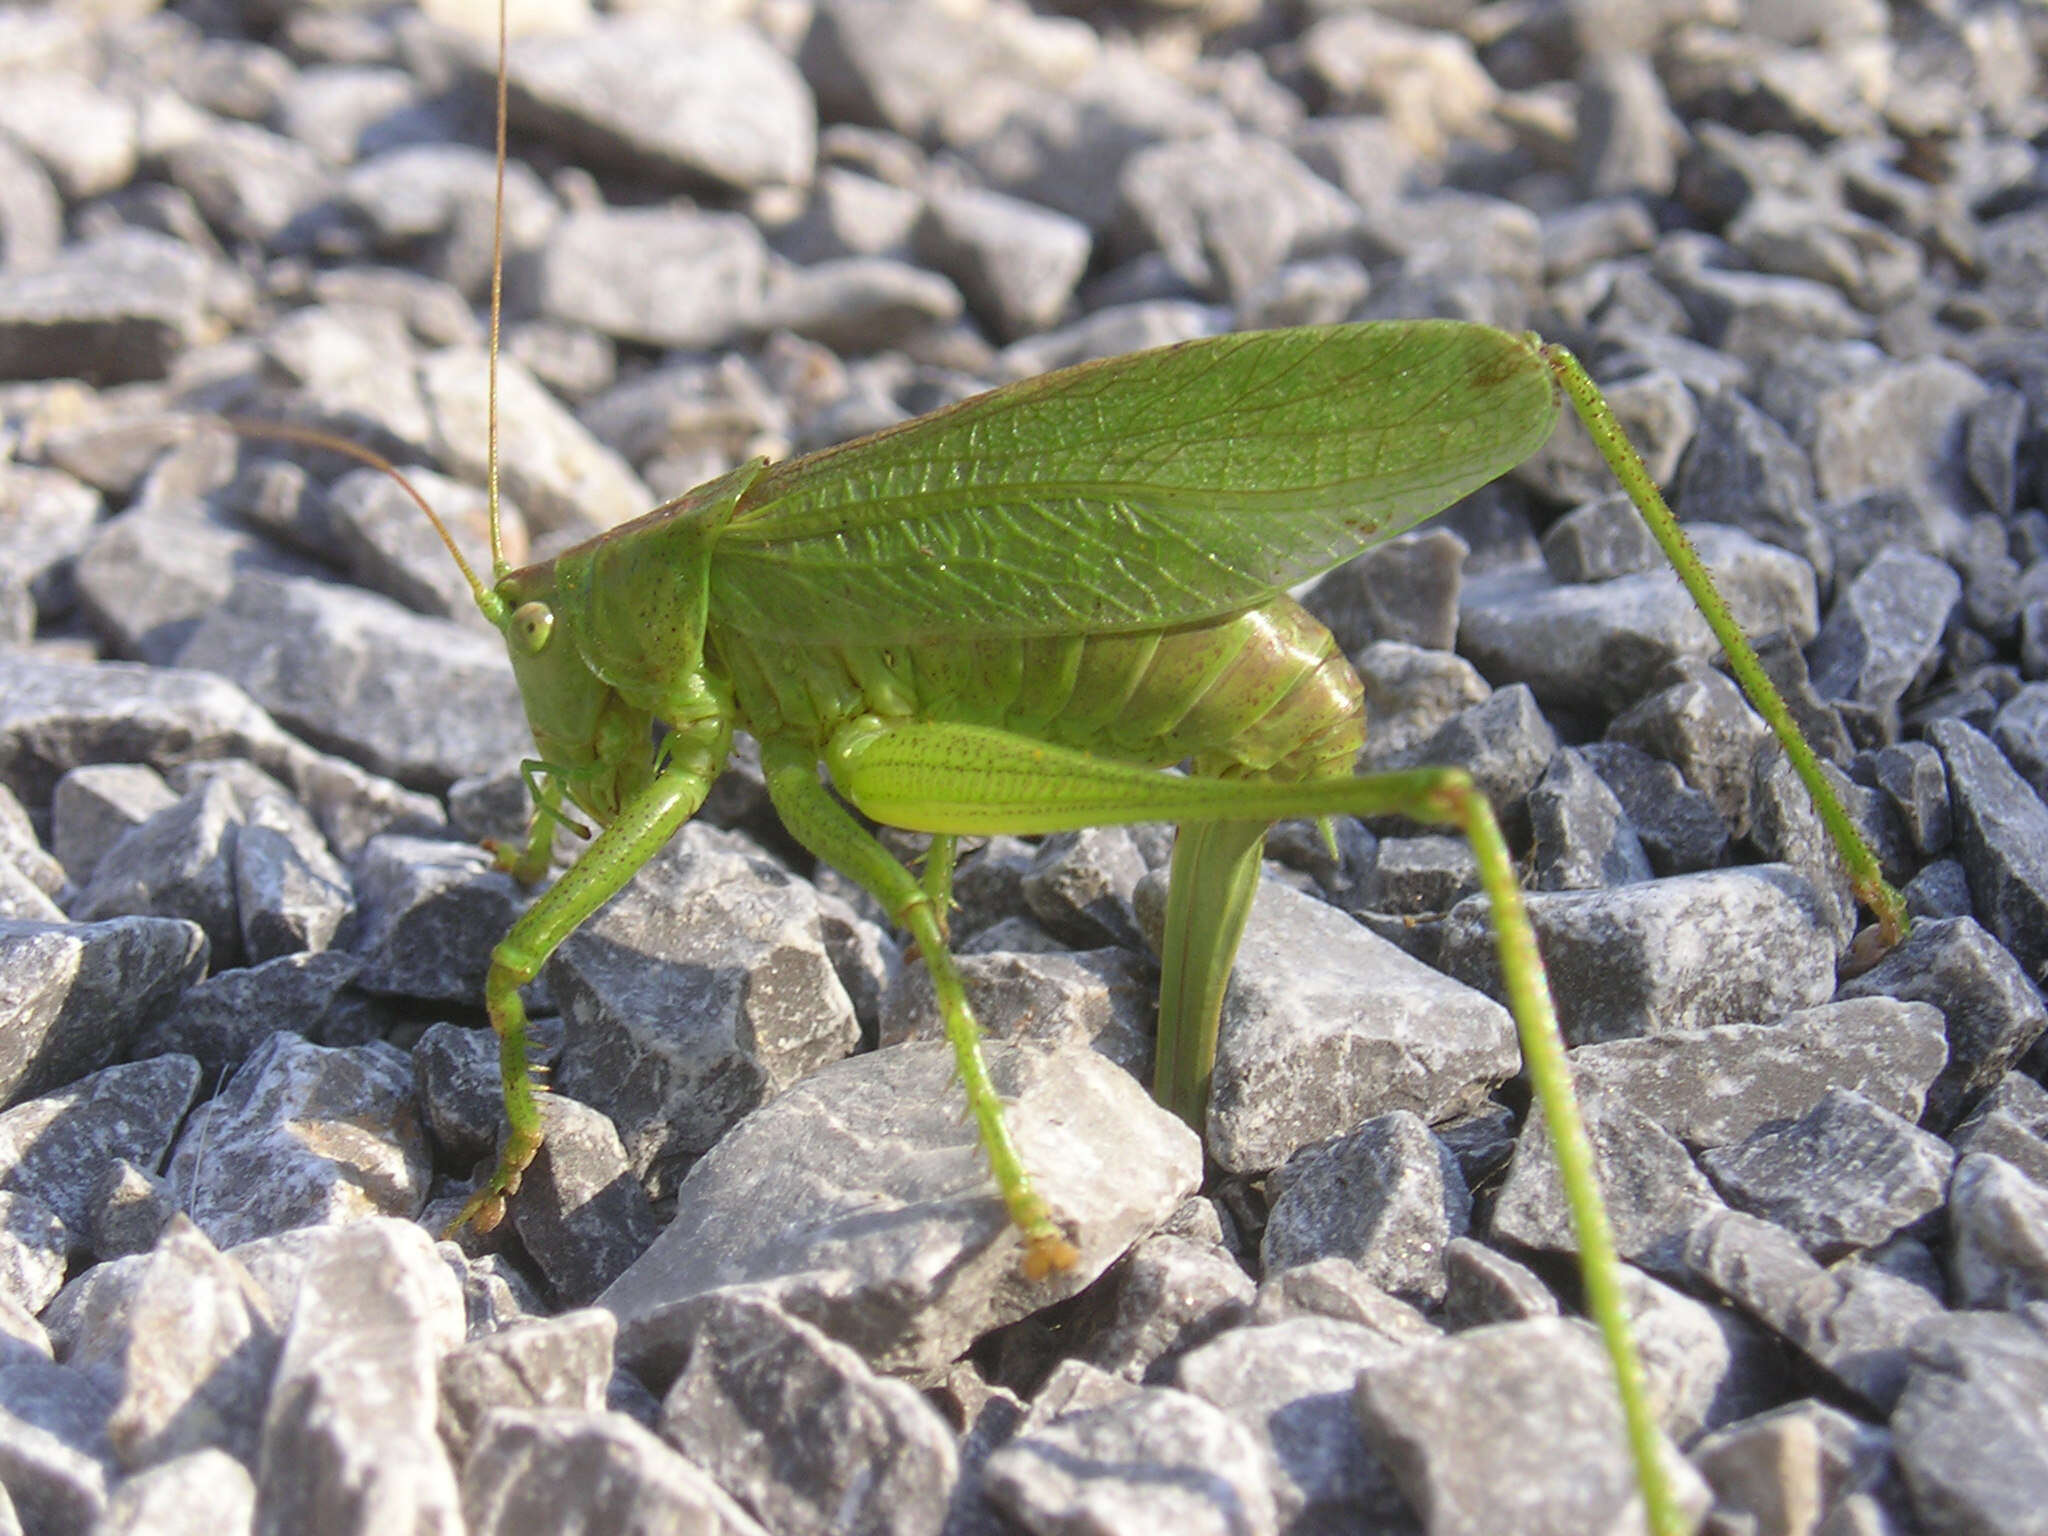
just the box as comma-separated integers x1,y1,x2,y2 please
86,1159,176,1264
1607,665,1770,834
1021,826,1147,951
130,949,365,1087
1867,739,1953,859
1680,1210,1943,1413
69,778,243,968
1836,917,2047,1132
1409,683,1558,842
1993,682,2048,803
1263,1112,1469,1307
1353,1318,1706,1536
505,1095,661,1310
348,834,520,1006
546,825,859,1198
1951,1073,2048,1189
0,1055,201,1237
1364,835,1479,914
1673,388,1830,581
1529,747,1655,891
0,231,231,386
175,571,528,791
656,1289,956,1536
1539,492,1663,584
1441,1236,1558,1328
1578,740,1731,875
1807,548,1963,725
603,1043,1201,1377
1457,526,1818,717
1698,1088,1955,1261
1927,720,2048,986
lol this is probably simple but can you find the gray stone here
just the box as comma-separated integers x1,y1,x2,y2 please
1251,1257,1440,1342
437,1309,614,1462
1528,747,1655,892
1540,492,1663,584
1353,1317,1706,1536
64,1217,278,1472
1490,1080,1725,1272
164,122,331,248
1947,1153,2048,1311
1439,865,1838,1046
0,1355,115,1535
533,207,767,352
1082,1234,1254,1383
1681,1210,1943,1413
0,1055,201,1236
254,1219,464,1536
1807,355,1991,533
70,778,242,968
914,185,1091,343
1363,835,1479,914
1518,367,1697,509
92,1447,256,1536
1689,1400,1889,1536
547,825,859,1197
1021,826,1148,951
338,144,557,300
1868,739,1953,859
1458,526,1818,717
1892,1311,2048,1536
985,1386,1277,1536
0,136,60,275
1176,1315,1420,1535
603,1043,1200,1376
1114,132,1359,304
1262,1112,1469,1308
1929,720,2048,986
175,572,528,791
0,1192,64,1317
656,1289,955,1536
1808,548,1963,725
87,1159,176,1264
0,230,228,385
1355,642,1492,770
1304,529,1468,656
1408,683,1558,842
503,19,814,193
0,74,135,200
1995,683,2048,803
325,465,520,630
1194,877,1516,1175
1699,1088,1955,1260
165,1033,428,1250
1952,1073,2048,1189
1673,388,1831,581
881,946,1153,1079
1607,666,1770,835
461,1408,767,1536
1568,997,1948,1153
1441,1237,1558,1329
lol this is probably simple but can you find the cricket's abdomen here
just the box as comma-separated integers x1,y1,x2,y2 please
712,596,1364,784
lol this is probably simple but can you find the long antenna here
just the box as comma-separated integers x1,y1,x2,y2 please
222,417,496,612
487,0,509,580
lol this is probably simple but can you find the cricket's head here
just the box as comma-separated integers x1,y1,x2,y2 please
490,559,655,826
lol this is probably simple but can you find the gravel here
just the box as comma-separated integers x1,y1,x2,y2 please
3,1,2048,1533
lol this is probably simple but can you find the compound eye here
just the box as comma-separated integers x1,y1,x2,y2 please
511,600,555,654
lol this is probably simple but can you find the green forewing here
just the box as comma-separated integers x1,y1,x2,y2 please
712,321,1558,642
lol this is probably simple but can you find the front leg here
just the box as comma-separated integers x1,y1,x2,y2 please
449,762,714,1235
